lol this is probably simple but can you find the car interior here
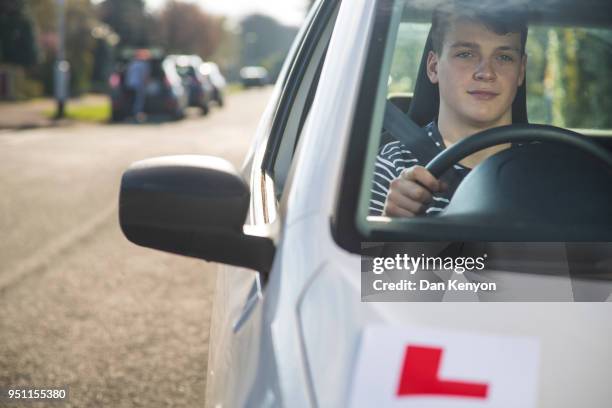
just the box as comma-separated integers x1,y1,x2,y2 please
357,1,612,242
324,0,612,286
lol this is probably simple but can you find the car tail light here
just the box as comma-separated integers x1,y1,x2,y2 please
109,73,120,88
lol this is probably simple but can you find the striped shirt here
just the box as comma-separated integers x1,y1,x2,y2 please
369,121,470,216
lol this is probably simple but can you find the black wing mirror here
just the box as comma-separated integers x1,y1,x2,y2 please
119,155,274,273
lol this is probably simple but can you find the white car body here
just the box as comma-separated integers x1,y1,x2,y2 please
201,62,227,90
115,0,612,407
203,1,612,407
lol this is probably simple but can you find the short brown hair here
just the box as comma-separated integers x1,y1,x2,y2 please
431,4,528,55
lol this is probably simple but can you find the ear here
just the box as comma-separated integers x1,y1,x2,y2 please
426,51,439,84
518,53,527,86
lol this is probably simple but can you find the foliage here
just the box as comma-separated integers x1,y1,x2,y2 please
527,26,612,129
27,0,102,96
0,0,39,67
64,0,98,96
209,23,242,81
156,1,224,58
240,14,298,80
90,25,119,91
388,23,429,94
4,0,297,99
390,22,612,130
98,0,150,48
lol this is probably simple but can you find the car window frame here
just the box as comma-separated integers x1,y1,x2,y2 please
259,0,340,205
332,0,395,253
245,1,323,226
333,0,612,254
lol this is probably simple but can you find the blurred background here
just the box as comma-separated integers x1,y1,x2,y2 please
0,0,316,125
387,22,612,130
0,2,314,407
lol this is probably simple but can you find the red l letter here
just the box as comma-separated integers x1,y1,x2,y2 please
397,345,489,399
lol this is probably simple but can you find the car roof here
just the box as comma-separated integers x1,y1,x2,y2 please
402,0,612,27
166,54,203,67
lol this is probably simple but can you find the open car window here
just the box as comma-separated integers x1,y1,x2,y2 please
349,0,612,242
262,1,339,205
385,20,612,133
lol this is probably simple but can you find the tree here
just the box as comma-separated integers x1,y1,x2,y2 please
0,0,39,67
526,26,612,129
209,20,242,79
98,0,150,48
64,0,100,95
91,24,119,90
240,14,298,80
157,1,224,58
28,0,111,96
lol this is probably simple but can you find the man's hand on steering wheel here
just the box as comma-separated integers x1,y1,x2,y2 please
382,165,448,217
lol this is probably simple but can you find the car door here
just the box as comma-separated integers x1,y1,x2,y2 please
205,1,342,407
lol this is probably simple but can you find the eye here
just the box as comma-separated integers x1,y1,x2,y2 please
497,54,514,62
456,51,473,58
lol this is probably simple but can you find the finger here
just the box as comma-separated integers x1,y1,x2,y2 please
401,166,441,192
404,183,433,206
387,190,426,214
389,177,433,205
383,201,416,218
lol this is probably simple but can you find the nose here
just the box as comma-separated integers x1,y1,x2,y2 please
473,58,496,81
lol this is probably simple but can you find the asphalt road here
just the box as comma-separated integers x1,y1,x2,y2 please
0,87,272,407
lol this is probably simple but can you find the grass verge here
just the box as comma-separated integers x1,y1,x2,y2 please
46,101,111,122
225,83,244,95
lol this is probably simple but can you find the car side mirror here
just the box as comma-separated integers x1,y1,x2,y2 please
119,155,274,273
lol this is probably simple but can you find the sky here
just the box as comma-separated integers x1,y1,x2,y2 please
142,0,310,27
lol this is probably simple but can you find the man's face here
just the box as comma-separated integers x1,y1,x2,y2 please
427,19,526,127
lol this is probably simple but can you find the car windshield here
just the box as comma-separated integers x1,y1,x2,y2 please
176,65,196,78
387,18,612,130
356,0,612,240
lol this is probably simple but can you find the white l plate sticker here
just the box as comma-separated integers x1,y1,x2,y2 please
349,325,540,408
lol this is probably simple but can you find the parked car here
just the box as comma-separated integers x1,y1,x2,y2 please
109,51,188,121
167,54,215,115
239,66,269,88
200,61,227,107
119,0,612,407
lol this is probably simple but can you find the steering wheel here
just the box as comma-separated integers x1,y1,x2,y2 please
425,124,612,178
413,124,612,240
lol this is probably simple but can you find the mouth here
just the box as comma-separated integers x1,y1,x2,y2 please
467,90,499,100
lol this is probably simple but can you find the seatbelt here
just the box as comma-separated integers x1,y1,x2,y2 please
383,100,440,164
382,100,466,199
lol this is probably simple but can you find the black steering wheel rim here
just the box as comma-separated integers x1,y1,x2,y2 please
425,124,612,178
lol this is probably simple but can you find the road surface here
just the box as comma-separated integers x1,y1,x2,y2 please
0,88,272,407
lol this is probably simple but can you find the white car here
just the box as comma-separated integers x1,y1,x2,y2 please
200,61,227,107
240,66,270,87
119,0,612,407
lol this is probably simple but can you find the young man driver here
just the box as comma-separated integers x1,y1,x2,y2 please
370,6,527,217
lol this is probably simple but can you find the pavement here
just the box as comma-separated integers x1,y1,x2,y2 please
0,94,107,131
0,88,272,407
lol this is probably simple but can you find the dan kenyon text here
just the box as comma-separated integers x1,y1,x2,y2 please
369,253,496,294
